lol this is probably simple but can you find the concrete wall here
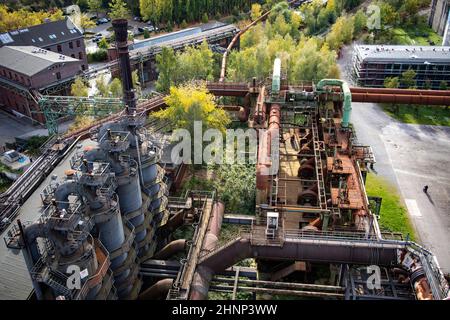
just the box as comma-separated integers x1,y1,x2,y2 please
430,0,450,37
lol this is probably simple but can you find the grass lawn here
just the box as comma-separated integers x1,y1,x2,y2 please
389,26,442,46
365,173,417,241
382,105,450,126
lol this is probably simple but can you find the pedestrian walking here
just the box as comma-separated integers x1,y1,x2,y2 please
423,185,428,193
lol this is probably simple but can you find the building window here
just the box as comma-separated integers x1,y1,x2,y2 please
9,71,12,79
56,72,61,80
76,40,81,47
69,41,73,49
57,45,62,53
78,52,83,60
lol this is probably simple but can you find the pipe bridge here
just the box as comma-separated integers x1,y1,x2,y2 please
197,227,449,300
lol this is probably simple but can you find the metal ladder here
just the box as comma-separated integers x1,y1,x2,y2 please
312,121,327,210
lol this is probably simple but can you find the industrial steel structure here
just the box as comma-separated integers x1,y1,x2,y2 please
1,20,449,301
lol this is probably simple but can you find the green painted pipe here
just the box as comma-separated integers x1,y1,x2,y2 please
272,58,281,95
316,79,352,128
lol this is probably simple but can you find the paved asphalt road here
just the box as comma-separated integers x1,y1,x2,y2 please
338,44,450,274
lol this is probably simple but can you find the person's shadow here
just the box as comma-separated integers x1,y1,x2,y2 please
424,192,435,206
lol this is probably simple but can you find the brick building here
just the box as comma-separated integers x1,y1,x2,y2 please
0,17,87,71
0,46,82,123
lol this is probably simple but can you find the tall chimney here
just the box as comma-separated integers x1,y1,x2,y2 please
112,19,136,113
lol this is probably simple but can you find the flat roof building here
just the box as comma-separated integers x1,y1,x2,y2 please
352,45,450,89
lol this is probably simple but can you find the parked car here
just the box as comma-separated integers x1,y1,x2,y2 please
96,18,109,25
92,33,103,42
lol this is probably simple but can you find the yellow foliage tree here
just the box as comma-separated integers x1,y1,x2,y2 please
153,83,230,135
0,5,64,33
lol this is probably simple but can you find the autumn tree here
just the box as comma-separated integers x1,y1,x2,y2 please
250,3,262,21
0,5,64,33
153,83,230,135
152,83,230,169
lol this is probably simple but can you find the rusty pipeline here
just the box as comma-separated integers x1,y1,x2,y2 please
254,86,267,124
137,278,173,300
189,201,225,300
256,104,281,190
157,209,186,238
152,239,187,260
351,93,450,105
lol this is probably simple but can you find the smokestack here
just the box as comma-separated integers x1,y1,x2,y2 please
112,19,136,113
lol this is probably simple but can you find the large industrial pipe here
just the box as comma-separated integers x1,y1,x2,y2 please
137,278,173,300
350,87,450,96
254,86,267,124
190,201,225,300
112,19,136,112
317,79,352,127
152,239,187,260
158,209,186,237
256,104,281,191
272,58,281,95
351,93,450,106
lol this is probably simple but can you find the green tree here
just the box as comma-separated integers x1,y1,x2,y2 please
155,46,178,93
384,76,400,88
88,0,102,15
98,37,109,49
379,2,399,28
109,78,123,97
71,77,89,97
109,0,130,19
202,12,209,23
326,15,354,51
96,75,109,96
401,69,417,89
353,9,367,36
440,80,448,90
143,29,150,38
132,70,141,97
